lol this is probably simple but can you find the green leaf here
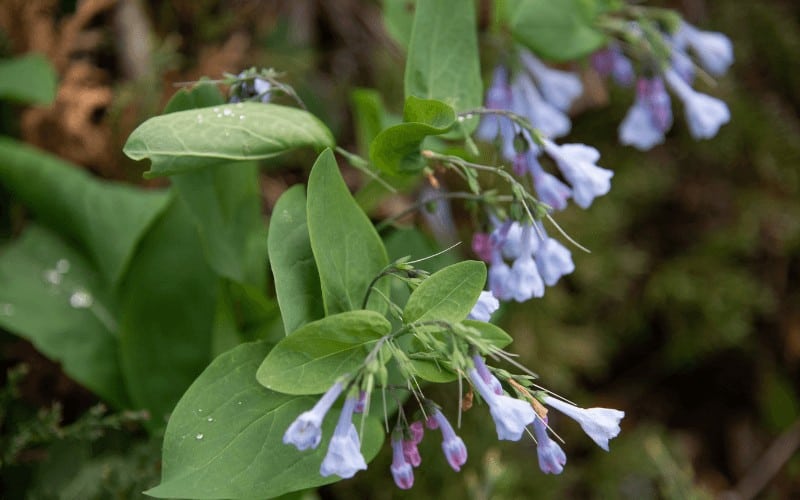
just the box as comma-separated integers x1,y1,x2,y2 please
162,84,266,284
382,0,417,49
510,0,608,61
403,260,486,324
147,341,385,499
118,199,219,426
404,0,482,113
306,149,389,314
461,319,513,349
257,311,391,395
268,185,324,334
0,137,170,287
0,53,57,104
350,88,389,157
123,103,335,178
369,96,455,175
0,226,127,407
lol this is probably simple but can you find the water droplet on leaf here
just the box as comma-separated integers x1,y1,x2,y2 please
69,290,94,309
207,417,214,422
0,303,14,316
223,108,233,116
196,433,204,440
43,269,62,285
56,259,70,274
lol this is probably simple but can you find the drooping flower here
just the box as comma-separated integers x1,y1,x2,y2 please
507,224,545,302
527,154,571,211
519,50,583,111
431,409,468,471
543,140,613,209
591,43,634,87
532,416,566,475
674,21,734,76
472,354,503,395
468,291,500,322
543,395,625,451
390,432,415,489
402,421,424,467
469,366,536,441
664,68,730,140
283,381,344,451
353,391,367,413
535,235,575,287
320,396,368,478
230,72,272,103
488,252,513,301
476,66,517,160
619,77,672,150
511,72,571,139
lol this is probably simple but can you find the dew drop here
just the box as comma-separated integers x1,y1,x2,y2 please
198,408,204,413
196,114,204,124
0,303,14,316
223,108,233,117
213,107,220,113
207,417,214,422
69,289,94,309
216,113,223,118
43,269,62,285
195,433,204,440
224,131,230,137
239,115,245,120
237,401,243,405
457,116,465,122
56,259,70,274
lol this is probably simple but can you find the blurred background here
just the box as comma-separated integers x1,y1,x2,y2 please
0,0,798,498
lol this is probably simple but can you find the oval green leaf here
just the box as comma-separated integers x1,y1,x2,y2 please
124,102,335,177
146,341,384,499
256,310,391,395
403,260,486,324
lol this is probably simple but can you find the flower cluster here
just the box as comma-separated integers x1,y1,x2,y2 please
593,20,733,150
281,296,624,489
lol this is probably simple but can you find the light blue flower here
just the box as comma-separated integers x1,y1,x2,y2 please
591,44,634,87
390,432,414,489
468,291,500,322
489,252,513,301
543,140,613,209
535,235,574,287
320,396,367,478
471,354,503,395
476,66,517,160
469,367,536,441
431,409,468,471
519,50,583,111
509,224,545,302
532,416,566,474
528,155,571,211
543,395,625,451
510,72,571,139
619,78,671,150
675,21,734,76
283,381,344,451
665,69,730,140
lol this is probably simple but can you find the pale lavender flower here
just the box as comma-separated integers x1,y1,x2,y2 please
319,396,367,478
543,140,613,209
675,21,734,76
469,367,536,441
665,68,730,140
535,235,575,287
283,381,344,451
591,44,634,87
670,45,696,84
431,409,468,471
402,439,422,468
510,72,571,139
409,421,425,443
476,66,517,159
353,391,367,413
472,232,493,262
519,50,583,111
468,291,500,322
489,252,513,301
391,433,415,489
509,224,545,301
532,416,566,474
528,153,571,211
619,78,671,150
472,354,503,395
543,395,625,451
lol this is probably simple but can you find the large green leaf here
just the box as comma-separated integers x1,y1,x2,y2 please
123,103,335,177
0,137,170,287
0,53,57,104
257,311,391,395
369,96,455,175
147,341,385,499
403,260,486,324
164,85,267,284
268,185,324,334
118,199,219,426
306,149,389,314
382,0,416,49
404,0,482,113
510,0,608,61
0,226,127,406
